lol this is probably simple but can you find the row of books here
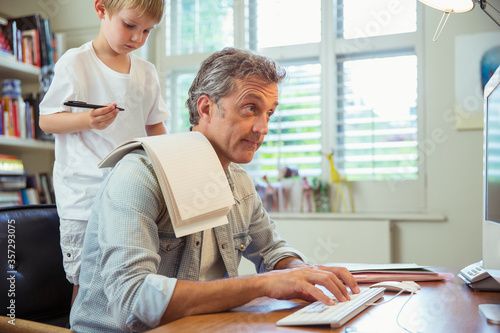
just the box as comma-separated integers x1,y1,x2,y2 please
0,94,53,141
0,13,57,67
0,154,54,207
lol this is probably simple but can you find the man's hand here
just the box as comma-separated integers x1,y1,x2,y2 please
162,263,359,324
86,103,120,130
261,264,360,306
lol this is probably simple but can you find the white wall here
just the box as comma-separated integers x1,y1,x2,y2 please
394,7,498,268
2,1,499,269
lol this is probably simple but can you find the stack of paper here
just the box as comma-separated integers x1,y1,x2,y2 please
99,132,235,237
327,263,454,283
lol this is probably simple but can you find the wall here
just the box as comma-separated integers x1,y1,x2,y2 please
1,1,499,269
394,7,498,268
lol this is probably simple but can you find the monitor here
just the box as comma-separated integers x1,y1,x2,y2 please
483,64,500,283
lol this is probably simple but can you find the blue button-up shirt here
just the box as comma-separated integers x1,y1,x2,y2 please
70,149,306,332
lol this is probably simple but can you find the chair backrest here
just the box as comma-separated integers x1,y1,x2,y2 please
0,204,72,326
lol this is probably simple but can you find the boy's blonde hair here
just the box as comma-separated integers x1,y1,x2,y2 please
103,0,165,24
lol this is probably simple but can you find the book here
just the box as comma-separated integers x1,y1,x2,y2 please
99,132,235,237
2,99,7,135
0,175,27,190
21,33,33,64
21,187,40,205
0,155,24,175
25,93,53,141
22,29,40,66
10,14,45,66
18,98,26,139
1,97,14,136
41,18,54,65
26,173,45,203
39,173,53,204
0,190,22,207
12,100,20,137
6,14,57,67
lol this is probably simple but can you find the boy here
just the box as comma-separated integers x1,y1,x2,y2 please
39,0,170,302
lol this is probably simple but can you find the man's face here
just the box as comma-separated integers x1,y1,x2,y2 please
204,77,279,169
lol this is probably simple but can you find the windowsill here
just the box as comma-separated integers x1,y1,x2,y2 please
268,212,447,222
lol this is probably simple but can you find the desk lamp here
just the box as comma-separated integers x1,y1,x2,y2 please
418,0,500,41
418,0,474,41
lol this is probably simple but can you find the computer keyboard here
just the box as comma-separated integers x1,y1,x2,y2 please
276,287,385,328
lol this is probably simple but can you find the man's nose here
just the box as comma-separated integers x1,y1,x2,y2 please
253,114,269,135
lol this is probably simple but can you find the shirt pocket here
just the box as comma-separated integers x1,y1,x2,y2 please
233,231,252,253
158,232,185,276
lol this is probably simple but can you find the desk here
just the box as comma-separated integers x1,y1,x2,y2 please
148,268,500,333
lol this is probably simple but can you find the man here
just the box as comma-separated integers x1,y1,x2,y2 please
70,48,359,332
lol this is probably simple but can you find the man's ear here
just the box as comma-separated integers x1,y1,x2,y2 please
95,0,106,19
197,95,214,123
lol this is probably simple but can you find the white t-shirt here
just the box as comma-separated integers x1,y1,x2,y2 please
39,41,170,220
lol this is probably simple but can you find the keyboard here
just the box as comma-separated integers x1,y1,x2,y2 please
276,287,385,328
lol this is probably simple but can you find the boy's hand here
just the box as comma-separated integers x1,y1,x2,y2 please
86,103,120,130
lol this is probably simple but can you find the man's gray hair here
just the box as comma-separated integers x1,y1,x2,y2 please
186,47,287,125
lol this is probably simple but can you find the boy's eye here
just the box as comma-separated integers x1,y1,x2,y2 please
124,22,134,29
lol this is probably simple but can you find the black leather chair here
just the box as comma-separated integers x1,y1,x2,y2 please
0,204,73,332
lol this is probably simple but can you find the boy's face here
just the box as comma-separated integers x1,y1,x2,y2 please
101,7,157,55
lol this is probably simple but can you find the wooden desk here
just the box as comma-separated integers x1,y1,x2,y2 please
148,268,500,333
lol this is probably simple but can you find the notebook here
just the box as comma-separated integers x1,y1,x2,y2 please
98,132,235,237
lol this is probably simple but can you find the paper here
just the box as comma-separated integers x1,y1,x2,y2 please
326,262,454,283
327,262,428,272
351,271,454,283
99,132,234,237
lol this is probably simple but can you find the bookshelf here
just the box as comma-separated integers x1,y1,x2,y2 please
0,54,39,81
0,2,57,179
0,50,54,176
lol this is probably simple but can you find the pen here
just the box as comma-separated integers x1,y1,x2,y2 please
64,100,125,111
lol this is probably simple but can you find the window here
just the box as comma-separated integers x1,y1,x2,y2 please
165,71,195,133
165,0,234,56
255,0,321,48
340,0,417,39
336,54,418,181
247,62,322,180
159,0,424,212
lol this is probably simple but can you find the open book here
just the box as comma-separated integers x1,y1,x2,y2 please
98,132,235,237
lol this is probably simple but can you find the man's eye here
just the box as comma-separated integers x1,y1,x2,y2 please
245,105,255,112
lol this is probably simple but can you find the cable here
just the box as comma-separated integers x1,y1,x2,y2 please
365,289,418,333
395,292,416,333
365,289,407,306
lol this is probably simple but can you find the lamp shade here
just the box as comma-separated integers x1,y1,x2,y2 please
418,0,475,13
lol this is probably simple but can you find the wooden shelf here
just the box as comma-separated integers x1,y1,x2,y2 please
0,136,54,151
0,54,40,82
